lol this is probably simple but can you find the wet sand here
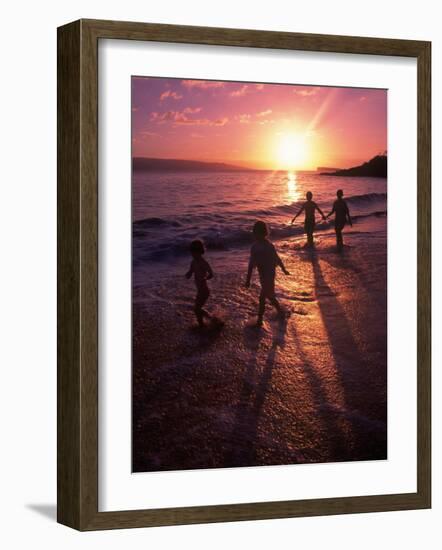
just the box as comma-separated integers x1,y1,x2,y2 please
132,219,387,472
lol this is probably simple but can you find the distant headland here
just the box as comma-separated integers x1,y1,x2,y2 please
316,166,340,173
321,154,387,178
133,157,255,172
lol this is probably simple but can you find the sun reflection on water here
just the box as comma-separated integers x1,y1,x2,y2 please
287,171,300,204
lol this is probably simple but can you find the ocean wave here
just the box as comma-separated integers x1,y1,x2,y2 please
134,192,387,234
133,208,386,263
134,217,182,228
241,192,386,218
345,192,386,205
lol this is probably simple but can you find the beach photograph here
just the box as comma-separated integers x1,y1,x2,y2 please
131,77,387,473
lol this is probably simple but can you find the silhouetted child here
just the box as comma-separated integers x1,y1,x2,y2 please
185,239,214,327
326,189,352,251
291,191,326,247
245,221,290,327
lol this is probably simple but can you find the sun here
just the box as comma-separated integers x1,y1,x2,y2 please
275,132,308,169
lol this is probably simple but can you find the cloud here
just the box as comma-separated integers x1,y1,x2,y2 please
175,116,228,126
294,88,318,97
235,111,272,123
140,131,159,137
230,85,249,97
150,111,175,123
230,84,266,97
359,96,367,102
183,107,202,114
150,108,200,123
175,114,228,126
212,118,228,126
236,114,252,124
160,90,183,101
151,108,227,127
173,113,202,124
181,80,225,89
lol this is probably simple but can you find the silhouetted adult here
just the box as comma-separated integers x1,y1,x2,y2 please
326,189,352,251
290,191,326,247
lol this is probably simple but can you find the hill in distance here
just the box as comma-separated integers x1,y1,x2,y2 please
316,166,340,173
133,157,256,172
322,154,387,178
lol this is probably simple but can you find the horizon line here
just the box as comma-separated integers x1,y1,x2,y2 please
132,153,387,172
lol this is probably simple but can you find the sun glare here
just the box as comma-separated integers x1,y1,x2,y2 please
275,133,308,169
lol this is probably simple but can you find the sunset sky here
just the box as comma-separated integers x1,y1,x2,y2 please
132,77,387,171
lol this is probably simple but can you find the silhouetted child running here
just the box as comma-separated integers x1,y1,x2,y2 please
185,239,214,327
290,191,326,247
326,189,352,251
245,221,290,327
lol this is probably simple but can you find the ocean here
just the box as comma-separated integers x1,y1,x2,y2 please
132,170,387,272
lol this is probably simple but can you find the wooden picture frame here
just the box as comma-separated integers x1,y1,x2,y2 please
57,18,431,530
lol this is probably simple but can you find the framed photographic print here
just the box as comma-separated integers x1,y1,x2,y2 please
57,19,431,530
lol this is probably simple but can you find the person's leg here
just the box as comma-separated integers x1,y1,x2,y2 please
194,303,204,326
194,289,210,326
200,307,211,320
304,222,309,246
270,296,284,316
200,289,211,320
266,280,283,315
269,290,285,317
257,288,266,326
305,221,314,247
336,228,343,250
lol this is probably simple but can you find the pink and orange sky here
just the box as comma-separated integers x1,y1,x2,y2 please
132,77,387,170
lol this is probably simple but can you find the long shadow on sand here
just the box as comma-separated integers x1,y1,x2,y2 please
320,249,387,311
223,317,289,468
308,251,387,461
289,318,355,462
